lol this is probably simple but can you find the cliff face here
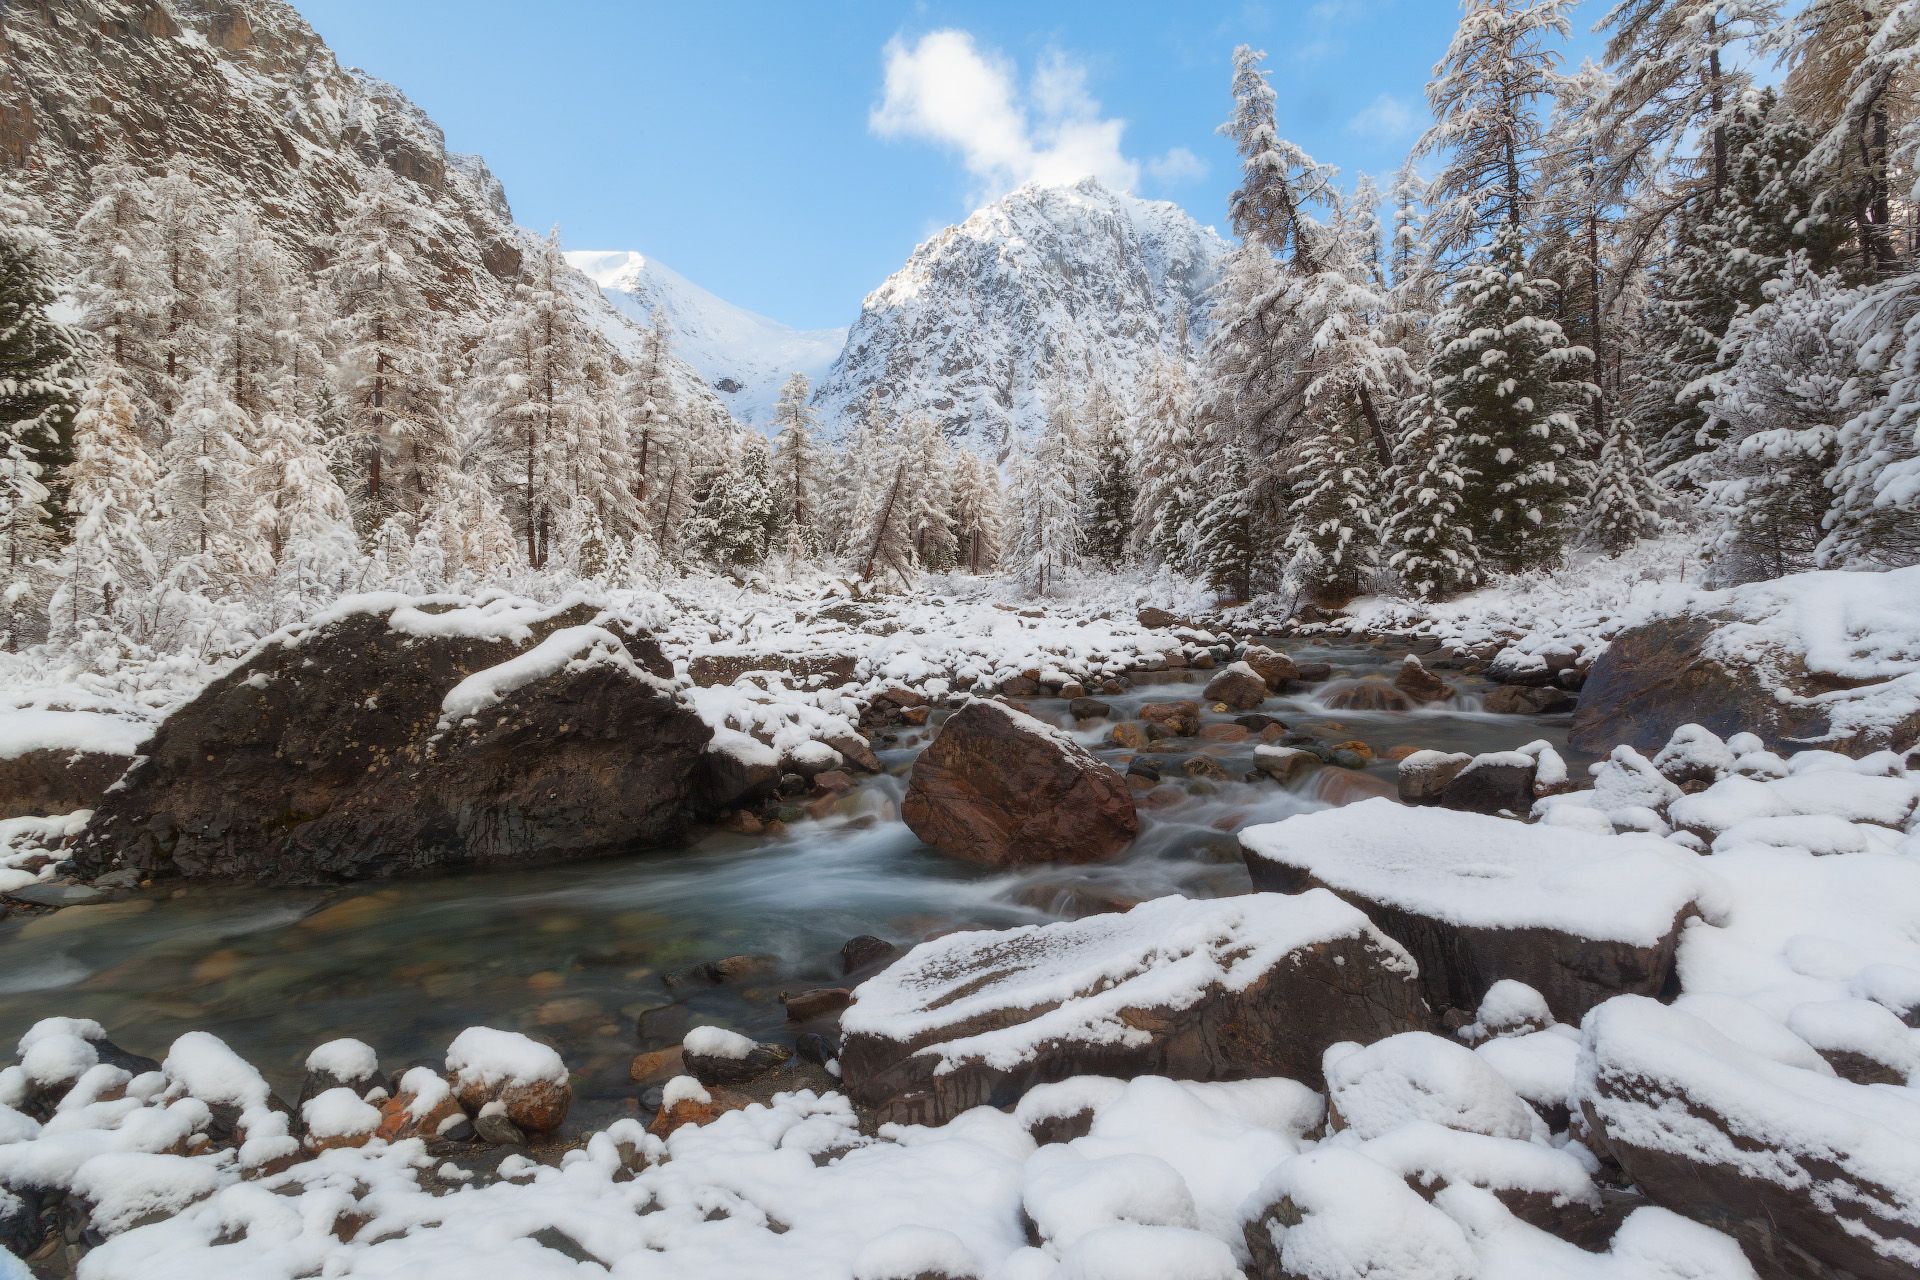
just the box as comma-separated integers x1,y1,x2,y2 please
0,0,731,424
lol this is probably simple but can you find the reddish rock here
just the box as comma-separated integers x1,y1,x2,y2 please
1323,680,1413,712
903,699,1139,867
1485,685,1577,715
1139,700,1201,739
782,987,853,1022
1393,656,1454,705
1108,721,1150,749
1197,723,1252,744
1241,646,1300,690
648,1084,751,1138
1137,607,1181,629
1204,663,1270,711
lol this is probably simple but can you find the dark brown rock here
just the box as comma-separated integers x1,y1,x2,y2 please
1570,614,1919,756
1137,607,1181,629
1241,646,1300,690
1483,685,1577,715
0,747,132,817
1392,656,1453,705
782,987,853,1023
70,601,709,885
1396,751,1471,805
1203,663,1269,711
1139,700,1201,739
902,699,1139,867
839,892,1429,1126
1322,680,1413,712
687,650,859,688
1438,753,1537,815
840,934,898,976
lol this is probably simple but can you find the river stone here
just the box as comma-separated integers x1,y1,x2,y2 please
840,934,898,976
1397,751,1471,805
902,699,1139,867
1203,663,1269,711
1570,614,1920,756
1240,801,1723,1023
1322,680,1412,712
1139,700,1201,739
1392,656,1453,705
1241,646,1300,690
70,599,710,885
687,650,858,688
838,892,1428,1126
1484,684,1577,715
1438,751,1537,815
1578,996,1920,1280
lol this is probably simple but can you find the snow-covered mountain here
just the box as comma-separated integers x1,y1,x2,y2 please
2,0,734,435
812,178,1231,456
568,251,846,429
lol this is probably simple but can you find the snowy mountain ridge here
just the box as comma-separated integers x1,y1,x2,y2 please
567,250,846,429
813,178,1231,456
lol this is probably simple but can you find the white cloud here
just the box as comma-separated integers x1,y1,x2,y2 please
1146,146,1208,186
1348,92,1416,143
871,30,1144,199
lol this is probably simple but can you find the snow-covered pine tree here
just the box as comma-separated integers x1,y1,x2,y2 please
1429,225,1594,572
327,170,448,518
1585,413,1668,555
769,372,821,563
72,158,165,427
475,229,589,567
1008,401,1082,596
1284,404,1381,602
1380,389,1483,597
1194,443,1257,601
1129,347,1203,568
149,158,213,424
52,371,161,642
899,414,958,571
689,434,775,568
162,368,265,583
853,435,915,589
207,208,298,420
1082,381,1137,567
0,177,83,540
948,449,1005,574
251,407,357,625
419,411,520,587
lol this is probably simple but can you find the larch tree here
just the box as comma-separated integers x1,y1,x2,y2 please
948,449,1005,574
163,368,264,587
769,371,822,563
53,371,161,643
1009,397,1083,596
72,158,166,428
327,170,447,519
1129,346,1203,568
1081,380,1137,567
0,177,82,542
900,414,958,571
252,407,358,625
149,158,213,423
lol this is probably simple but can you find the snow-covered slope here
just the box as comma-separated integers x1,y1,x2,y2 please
812,178,1230,456
569,250,846,429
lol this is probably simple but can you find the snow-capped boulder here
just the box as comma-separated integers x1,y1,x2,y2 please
1393,655,1454,705
1241,646,1301,690
1435,750,1537,815
1577,995,1920,1280
72,597,711,885
444,1027,570,1135
902,699,1138,867
839,893,1426,1126
1397,751,1472,805
1324,1033,1545,1143
1201,663,1268,711
680,1026,791,1087
1241,801,1726,1021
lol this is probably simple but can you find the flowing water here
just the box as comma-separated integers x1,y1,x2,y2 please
0,639,1582,1132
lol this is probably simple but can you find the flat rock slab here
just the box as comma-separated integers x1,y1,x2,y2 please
1240,800,1727,1022
902,698,1138,866
1579,996,1920,1280
839,891,1428,1126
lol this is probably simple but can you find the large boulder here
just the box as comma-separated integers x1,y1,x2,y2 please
1571,612,1920,756
1240,800,1726,1022
71,598,712,884
838,892,1428,1126
687,649,859,689
1578,996,1920,1280
0,710,146,816
1202,663,1269,711
902,698,1138,867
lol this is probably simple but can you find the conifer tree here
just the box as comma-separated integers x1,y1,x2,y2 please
1429,225,1594,571
1195,443,1257,600
769,372,821,563
163,369,263,582
1009,404,1082,596
1284,407,1380,600
149,159,213,423
1129,349,1202,568
900,414,958,571
1586,413,1668,554
690,435,775,568
72,159,165,426
53,372,160,641
0,178,83,539
328,170,447,516
1082,386,1137,566
252,408,357,624
948,449,1005,574
1381,389,1483,597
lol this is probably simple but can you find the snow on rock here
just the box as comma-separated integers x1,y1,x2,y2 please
1577,994,1920,1280
1352,1121,1602,1233
444,1027,570,1134
0,709,147,761
1046,1223,1244,1280
839,892,1424,1125
437,624,665,728
1243,1146,1476,1280
1020,1147,1199,1250
1461,981,1554,1044
1241,799,1726,1021
681,1026,756,1060
303,1038,378,1083
299,1088,381,1152
1325,1033,1546,1143
850,1223,985,1280
1784,998,1919,1084
66,1150,223,1236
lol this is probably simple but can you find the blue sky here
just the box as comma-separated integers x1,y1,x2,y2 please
301,1,1611,330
